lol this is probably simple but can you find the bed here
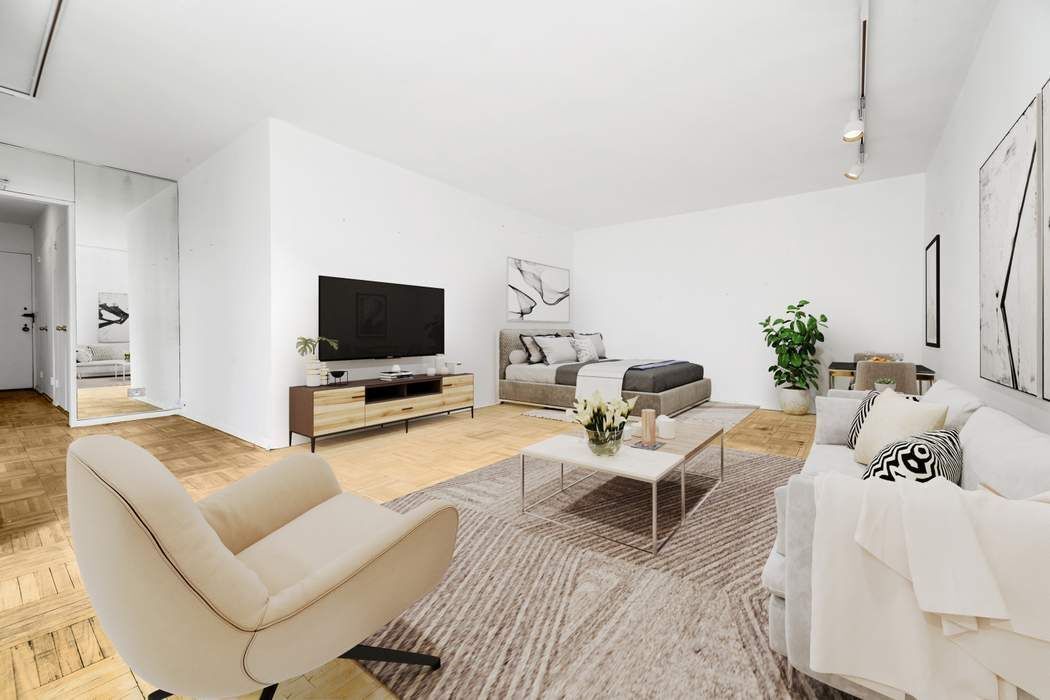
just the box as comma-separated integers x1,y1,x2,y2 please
498,329,711,416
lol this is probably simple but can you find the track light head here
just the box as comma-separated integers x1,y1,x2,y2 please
842,108,865,142
844,142,866,181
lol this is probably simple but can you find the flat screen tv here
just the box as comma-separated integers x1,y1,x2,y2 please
318,276,444,360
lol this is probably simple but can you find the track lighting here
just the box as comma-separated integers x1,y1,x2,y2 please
842,106,864,142
845,142,866,181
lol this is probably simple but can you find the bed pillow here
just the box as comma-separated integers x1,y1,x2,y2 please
534,335,577,365
573,332,606,359
508,349,528,365
863,427,962,485
572,336,600,363
853,391,948,465
519,333,556,364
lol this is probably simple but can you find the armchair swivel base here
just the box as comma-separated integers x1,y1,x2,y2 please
146,643,441,699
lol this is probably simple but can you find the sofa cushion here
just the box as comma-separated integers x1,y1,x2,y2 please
959,407,1050,497
853,391,947,465
863,427,963,485
921,380,982,429
88,344,123,361
802,444,864,478
815,396,862,445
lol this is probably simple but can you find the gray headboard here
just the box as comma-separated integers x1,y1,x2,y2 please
499,328,574,379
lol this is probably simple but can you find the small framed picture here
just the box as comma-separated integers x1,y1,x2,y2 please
925,235,940,348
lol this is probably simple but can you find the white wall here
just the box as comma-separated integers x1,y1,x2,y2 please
267,120,572,448
179,120,273,446
0,221,34,253
32,207,60,395
573,174,926,409
923,0,1050,430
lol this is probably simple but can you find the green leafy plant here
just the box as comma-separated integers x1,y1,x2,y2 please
875,377,895,385
295,336,339,357
759,300,828,391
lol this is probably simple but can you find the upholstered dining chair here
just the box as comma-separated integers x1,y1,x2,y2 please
854,360,919,395
66,435,459,699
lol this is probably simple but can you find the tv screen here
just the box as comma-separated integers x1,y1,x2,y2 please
318,276,444,360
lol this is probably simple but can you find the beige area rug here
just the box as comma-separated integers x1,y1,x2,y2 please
363,447,848,698
524,401,758,432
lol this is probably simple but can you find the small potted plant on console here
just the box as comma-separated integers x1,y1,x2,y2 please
296,336,339,387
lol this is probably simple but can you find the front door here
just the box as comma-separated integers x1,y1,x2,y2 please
0,251,34,390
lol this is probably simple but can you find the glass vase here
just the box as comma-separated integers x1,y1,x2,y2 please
585,427,624,456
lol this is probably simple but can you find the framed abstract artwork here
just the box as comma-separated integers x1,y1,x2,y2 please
97,291,129,343
925,235,940,348
506,257,570,322
979,98,1040,396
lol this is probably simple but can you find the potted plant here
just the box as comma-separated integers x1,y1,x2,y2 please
874,377,896,393
759,300,828,415
296,337,339,387
572,392,637,456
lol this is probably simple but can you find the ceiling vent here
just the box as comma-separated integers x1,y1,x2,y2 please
0,0,63,98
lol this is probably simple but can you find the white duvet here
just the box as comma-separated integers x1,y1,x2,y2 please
810,474,1050,699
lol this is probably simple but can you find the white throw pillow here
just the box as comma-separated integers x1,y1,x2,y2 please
571,336,599,363
853,390,947,465
921,380,983,429
960,407,1050,497
508,349,528,365
76,345,94,363
573,332,606,359
534,335,577,365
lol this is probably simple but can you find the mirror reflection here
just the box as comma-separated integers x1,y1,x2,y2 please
74,162,180,419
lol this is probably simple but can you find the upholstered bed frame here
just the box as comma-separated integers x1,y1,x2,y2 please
498,329,711,416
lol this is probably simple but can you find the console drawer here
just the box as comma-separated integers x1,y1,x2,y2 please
313,387,365,435
365,396,439,426
442,374,473,388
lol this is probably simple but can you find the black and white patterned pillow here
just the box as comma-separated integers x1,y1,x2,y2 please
846,390,921,449
846,390,880,449
862,427,963,485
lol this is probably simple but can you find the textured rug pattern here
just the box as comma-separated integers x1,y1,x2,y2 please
365,447,846,699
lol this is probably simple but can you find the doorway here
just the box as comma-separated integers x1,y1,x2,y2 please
0,192,73,408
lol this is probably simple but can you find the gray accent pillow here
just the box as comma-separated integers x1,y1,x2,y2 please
534,335,577,365
508,349,528,365
573,332,606,358
519,333,556,364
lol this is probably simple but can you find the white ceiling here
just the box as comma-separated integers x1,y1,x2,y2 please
0,193,49,225
0,0,996,228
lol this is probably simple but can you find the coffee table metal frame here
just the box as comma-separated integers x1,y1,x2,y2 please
519,426,724,556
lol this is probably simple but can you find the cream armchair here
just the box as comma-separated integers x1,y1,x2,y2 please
67,435,459,699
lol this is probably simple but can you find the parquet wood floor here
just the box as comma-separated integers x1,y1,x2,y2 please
0,390,812,698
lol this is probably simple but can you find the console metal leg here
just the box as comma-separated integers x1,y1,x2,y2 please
652,482,659,556
341,644,441,669
310,436,316,453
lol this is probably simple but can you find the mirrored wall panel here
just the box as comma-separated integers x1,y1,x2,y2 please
74,162,179,420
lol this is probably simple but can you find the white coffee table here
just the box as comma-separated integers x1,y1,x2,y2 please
519,421,724,555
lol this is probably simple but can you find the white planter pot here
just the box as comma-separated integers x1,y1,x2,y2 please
876,382,895,393
778,387,811,415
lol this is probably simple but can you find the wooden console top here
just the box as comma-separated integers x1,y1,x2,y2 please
290,372,473,392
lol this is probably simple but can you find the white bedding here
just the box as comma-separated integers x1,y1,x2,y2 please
504,362,567,384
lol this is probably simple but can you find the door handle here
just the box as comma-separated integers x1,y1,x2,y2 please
55,325,67,332
22,324,30,332
39,326,48,332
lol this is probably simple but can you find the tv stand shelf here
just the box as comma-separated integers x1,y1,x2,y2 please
289,373,474,451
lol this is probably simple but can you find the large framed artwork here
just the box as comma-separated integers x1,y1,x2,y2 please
98,291,130,343
1043,79,1050,401
925,235,940,348
979,98,1040,396
507,257,570,322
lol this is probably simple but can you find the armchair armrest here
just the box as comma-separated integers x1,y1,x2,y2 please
198,453,342,554
260,499,459,627
814,396,862,445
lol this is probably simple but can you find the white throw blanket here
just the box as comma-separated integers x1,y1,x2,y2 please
810,474,1050,700
575,359,657,402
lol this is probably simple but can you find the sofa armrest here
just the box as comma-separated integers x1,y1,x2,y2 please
198,453,342,554
784,474,818,674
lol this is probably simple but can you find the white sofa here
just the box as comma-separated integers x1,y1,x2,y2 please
764,381,1050,698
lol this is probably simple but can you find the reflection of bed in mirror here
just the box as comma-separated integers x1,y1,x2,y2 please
73,161,180,421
